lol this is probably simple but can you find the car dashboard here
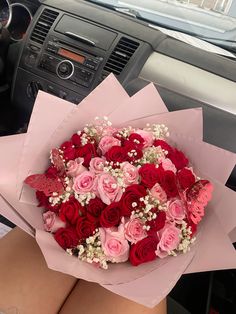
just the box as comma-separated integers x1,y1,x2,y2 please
7,0,236,157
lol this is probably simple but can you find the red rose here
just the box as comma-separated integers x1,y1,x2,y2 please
153,139,173,153
139,164,160,189
87,197,106,226
36,191,60,213
127,133,145,149
59,197,83,225
100,202,121,228
76,217,96,240
45,166,58,179
168,148,189,170
129,236,159,266
147,210,166,234
71,133,81,147
60,141,76,161
105,146,127,163
158,170,179,198
124,142,143,163
54,227,78,249
76,143,97,167
120,184,147,217
177,168,195,190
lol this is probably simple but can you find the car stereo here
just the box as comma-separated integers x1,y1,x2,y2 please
38,37,103,88
11,5,143,129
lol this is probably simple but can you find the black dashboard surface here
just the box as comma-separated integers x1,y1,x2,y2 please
43,0,236,82
10,0,236,156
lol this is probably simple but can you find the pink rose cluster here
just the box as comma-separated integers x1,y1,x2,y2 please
25,120,213,269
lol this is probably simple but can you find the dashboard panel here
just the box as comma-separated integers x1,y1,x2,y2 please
10,0,236,156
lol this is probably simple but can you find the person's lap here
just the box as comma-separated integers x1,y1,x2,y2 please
0,228,166,314
59,280,166,314
0,228,77,314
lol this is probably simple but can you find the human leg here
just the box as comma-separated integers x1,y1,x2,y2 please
0,227,77,314
59,280,167,314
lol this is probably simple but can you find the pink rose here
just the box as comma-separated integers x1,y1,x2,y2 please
43,211,66,233
150,183,167,203
73,171,96,194
124,218,147,244
120,162,139,186
89,157,106,174
134,130,153,148
98,136,121,155
156,224,181,258
99,223,129,263
159,158,177,173
167,199,186,221
66,158,87,177
97,173,122,205
102,126,117,137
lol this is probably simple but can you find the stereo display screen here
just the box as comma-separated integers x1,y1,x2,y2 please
58,48,85,64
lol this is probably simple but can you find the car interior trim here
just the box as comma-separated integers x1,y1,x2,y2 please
139,52,236,115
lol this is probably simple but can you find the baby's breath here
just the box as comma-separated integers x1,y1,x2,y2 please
137,146,165,165
74,192,96,206
177,221,196,254
131,194,167,228
73,230,108,269
144,123,169,139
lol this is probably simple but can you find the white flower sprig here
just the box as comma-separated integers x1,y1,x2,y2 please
136,146,166,165
69,230,108,269
177,221,196,254
131,195,167,231
144,123,169,139
74,192,96,206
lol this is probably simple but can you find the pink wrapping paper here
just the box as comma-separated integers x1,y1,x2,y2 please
0,134,34,234
0,194,34,236
229,228,236,243
108,83,168,122
17,74,129,198
16,92,75,198
0,74,235,307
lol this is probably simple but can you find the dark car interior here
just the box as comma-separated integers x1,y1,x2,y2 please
0,0,235,313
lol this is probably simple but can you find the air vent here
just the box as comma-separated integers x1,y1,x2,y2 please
104,37,139,75
31,9,59,45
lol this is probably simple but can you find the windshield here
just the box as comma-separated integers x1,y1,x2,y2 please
87,0,236,52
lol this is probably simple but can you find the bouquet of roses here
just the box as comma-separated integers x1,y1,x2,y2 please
0,74,235,307
25,117,213,269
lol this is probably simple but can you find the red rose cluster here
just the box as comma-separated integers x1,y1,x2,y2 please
26,121,213,269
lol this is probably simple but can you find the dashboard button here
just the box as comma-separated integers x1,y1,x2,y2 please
25,52,37,67
29,45,40,52
85,58,100,70
59,90,67,99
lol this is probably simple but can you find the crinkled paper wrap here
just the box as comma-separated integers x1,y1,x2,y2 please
0,74,235,307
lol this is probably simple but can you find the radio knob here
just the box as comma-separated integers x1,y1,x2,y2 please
59,63,69,74
56,60,74,79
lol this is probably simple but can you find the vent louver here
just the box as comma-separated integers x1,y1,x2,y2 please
104,37,139,75
30,9,59,45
